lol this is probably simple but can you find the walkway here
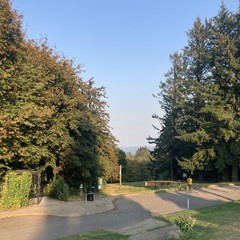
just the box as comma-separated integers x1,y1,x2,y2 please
0,185,239,240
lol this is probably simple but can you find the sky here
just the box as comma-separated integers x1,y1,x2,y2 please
12,0,239,148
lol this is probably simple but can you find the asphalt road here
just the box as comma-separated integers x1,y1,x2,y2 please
0,185,240,240
0,197,152,240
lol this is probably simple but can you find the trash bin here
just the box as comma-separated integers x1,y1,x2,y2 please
86,186,95,202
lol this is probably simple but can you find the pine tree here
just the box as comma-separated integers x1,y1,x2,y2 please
152,4,240,181
176,17,214,174
177,4,240,181
149,53,189,180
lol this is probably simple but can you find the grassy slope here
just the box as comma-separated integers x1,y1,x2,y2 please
159,201,240,240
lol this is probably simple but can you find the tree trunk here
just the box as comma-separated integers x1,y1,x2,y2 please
232,158,239,182
199,172,204,181
222,168,230,182
170,158,174,180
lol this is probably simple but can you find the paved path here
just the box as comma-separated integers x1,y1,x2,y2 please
0,185,240,240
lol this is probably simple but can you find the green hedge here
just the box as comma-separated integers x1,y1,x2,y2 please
1,171,32,208
44,176,69,201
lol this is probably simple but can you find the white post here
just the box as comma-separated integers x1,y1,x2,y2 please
119,165,122,188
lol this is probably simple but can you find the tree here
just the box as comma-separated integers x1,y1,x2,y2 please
0,0,119,189
117,148,128,179
135,147,151,162
152,4,240,182
149,53,190,180
176,4,240,181
123,147,152,182
208,4,240,181
175,16,214,175
0,0,29,174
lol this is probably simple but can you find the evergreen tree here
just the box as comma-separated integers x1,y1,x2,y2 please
152,3,240,182
176,17,213,174
149,53,189,180
177,4,240,181
117,148,128,178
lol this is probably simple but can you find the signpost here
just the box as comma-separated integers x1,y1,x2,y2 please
119,165,122,188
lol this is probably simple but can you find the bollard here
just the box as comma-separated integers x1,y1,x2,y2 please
79,184,83,197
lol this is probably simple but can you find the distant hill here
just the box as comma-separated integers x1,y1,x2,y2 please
120,146,138,154
120,146,153,154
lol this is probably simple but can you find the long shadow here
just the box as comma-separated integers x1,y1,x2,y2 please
153,185,240,213
156,190,224,213
0,196,154,240
198,188,235,202
124,185,240,217
2,186,239,240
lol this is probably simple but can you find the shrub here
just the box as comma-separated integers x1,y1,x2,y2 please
175,214,196,232
1,171,32,208
44,176,69,201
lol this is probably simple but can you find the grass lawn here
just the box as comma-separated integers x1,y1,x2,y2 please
58,230,128,240
60,201,240,240
102,181,239,196
158,200,240,240
102,181,185,196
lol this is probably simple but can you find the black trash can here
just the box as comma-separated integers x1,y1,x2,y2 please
86,186,95,202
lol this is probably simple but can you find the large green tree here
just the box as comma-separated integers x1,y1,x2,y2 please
178,4,240,181
0,0,118,187
152,3,240,182
149,53,191,180
0,0,27,174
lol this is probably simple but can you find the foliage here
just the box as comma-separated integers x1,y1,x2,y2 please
117,148,128,176
150,3,240,182
134,147,151,162
43,175,69,201
175,214,196,232
0,171,32,208
0,0,118,189
122,147,153,182
149,53,191,180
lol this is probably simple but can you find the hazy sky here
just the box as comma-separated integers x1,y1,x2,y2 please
12,0,239,148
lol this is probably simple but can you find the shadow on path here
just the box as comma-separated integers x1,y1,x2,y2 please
125,185,240,216
1,185,239,240
0,197,154,240
199,185,240,202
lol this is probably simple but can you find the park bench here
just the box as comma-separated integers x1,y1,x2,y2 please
144,180,181,188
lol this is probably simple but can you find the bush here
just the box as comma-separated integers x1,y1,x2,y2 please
175,214,196,232
44,176,69,201
0,171,32,208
